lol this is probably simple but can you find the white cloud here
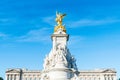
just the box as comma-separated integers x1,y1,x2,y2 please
68,36,84,47
41,16,120,28
17,28,52,42
0,32,7,38
15,26,84,46
68,18,120,28
0,19,10,23
0,18,17,24
0,18,20,27
42,16,55,26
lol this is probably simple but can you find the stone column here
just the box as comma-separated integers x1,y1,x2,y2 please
96,76,99,80
10,75,12,80
113,75,116,80
14,75,16,80
16,74,20,80
107,75,109,80
25,77,27,80
99,77,100,80
109,75,111,80
93,76,95,80
8,75,10,80
111,75,113,80
6,74,8,80
104,75,106,80
111,75,114,80
13,74,16,80
94,76,96,80
12,75,13,80
39,77,41,80
100,75,104,80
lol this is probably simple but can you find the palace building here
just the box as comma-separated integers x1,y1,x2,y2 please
6,12,117,80
6,68,116,80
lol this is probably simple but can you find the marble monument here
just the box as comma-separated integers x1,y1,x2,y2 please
6,12,117,80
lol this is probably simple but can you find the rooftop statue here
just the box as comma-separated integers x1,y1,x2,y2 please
55,12,66,26
54,12,66,32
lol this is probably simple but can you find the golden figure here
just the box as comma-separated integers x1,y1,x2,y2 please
56,12,66,26
54,12,66,33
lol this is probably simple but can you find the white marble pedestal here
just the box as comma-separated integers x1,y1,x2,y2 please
49,68,73,80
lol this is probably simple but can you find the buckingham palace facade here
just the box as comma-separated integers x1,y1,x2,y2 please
6,68,116,80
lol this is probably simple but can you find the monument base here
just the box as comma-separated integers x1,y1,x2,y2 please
48,68,74,80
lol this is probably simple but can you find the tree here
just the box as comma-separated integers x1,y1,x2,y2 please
0,77,3,80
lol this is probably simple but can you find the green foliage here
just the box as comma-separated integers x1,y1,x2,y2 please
0,77,3,80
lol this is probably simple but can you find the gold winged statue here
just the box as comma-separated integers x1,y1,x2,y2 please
54,12,66,32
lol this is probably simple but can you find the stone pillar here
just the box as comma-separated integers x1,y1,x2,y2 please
12,74,14,80
107,75,109,80
10,75,12,80
108,75,111,80
16,74,20,80
6,74,8,80
13,75,15,80
106,75,108,80
8,75,10,80
94,77,96,80
108,75,109,80
14,75,16,80
98,77,100,80
113,75,116,80
104,75,106,80
91,76,93,80
100,75,104,80
111,75,113,80
96,76,99,80
39,77,41,80
25,77,27,80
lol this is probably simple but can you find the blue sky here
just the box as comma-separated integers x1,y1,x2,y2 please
0,0,120,79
